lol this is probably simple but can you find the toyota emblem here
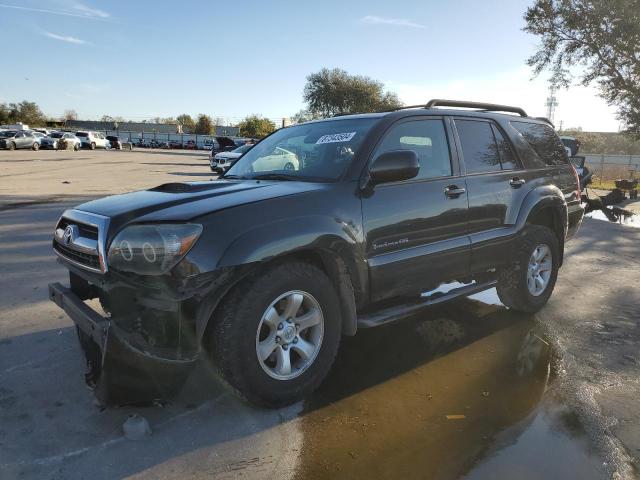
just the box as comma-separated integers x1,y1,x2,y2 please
63,225,75,245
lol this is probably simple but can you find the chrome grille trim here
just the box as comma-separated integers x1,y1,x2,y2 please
53,209,110,273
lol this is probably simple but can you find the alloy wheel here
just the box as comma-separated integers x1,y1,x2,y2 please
255,290,324,380
527,244,552,296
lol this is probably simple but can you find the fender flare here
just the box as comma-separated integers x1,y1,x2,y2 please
515,184,568,236
199,215,364,339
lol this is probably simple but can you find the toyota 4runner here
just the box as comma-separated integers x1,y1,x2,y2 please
48,100,584,407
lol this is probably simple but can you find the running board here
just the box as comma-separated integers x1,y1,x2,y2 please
357,281,496,328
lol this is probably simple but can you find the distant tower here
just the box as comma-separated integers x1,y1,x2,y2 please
545,85,559,124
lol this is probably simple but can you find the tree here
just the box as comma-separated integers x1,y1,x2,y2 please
63,109,78,121
176,114,195,130
194,114,215,134
237,115,276,138
1,101,47,126
303,68,403,117
290,109,322,124
524,0,640,134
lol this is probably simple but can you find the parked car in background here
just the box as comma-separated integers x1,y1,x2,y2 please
106,135,133,150
210,143,254,174
0,130,39,150
185,140,197,150
32,128,52,136
59,133,82,151
40,132,80,150
76,131,109,150
560,136,580,157
168,140,182,149
29,131,47,146
251,146,299,172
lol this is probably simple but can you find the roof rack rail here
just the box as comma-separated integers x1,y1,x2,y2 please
424,99,528,117
533,116,554,126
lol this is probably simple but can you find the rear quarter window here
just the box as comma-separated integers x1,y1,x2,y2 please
510,121,567,166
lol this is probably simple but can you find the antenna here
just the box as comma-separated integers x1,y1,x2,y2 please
545,85,559,125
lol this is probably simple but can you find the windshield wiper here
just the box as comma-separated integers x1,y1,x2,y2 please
220,174,246,179
249,173,300,181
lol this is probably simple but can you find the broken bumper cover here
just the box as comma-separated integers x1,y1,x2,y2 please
48,282,197,405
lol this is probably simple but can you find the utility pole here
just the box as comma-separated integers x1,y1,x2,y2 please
545,85,559,125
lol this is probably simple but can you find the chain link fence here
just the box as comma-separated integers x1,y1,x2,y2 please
583,154,640,188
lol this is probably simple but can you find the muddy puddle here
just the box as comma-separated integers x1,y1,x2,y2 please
293,298,607,479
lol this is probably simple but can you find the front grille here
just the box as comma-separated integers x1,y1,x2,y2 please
57,218,98,240
53,242,101,270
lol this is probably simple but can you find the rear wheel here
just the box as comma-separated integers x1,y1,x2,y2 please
90,142,96,150
8,141,15,151
208,261,342,407
73,143,80,151
32,142,39,151
496,225,560,313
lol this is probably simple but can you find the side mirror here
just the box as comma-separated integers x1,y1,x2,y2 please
369,150,420,184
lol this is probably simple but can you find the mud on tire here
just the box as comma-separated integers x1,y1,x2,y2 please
207,261,342,408
496,225,560,313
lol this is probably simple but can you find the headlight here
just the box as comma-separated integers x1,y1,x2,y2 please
107,224,202,275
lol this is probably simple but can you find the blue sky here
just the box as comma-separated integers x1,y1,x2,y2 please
0,0,620,130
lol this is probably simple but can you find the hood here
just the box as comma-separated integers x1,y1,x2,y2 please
76,180,327,228
214,152,242,159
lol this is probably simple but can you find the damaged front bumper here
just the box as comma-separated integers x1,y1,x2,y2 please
48,282,197,405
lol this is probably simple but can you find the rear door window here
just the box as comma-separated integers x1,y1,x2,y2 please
511,121,567,166
491,125,517,170
455,120,501,174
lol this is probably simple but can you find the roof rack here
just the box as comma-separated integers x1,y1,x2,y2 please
424,99,528,117
533,116,554,126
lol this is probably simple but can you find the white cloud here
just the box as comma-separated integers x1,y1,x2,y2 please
73,3,109,18
0,2,109,19
385,67,621,132
360,15,425,29
43,31,86,44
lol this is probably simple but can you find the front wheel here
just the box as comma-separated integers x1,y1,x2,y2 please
90,142,96,150
496,225,560,313
32,142,39,151
208,261,342,407
8,141,15,151
74,143,80,151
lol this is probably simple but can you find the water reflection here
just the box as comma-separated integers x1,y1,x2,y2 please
293,298,604,479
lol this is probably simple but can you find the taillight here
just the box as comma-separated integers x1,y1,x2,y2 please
570,164,581,201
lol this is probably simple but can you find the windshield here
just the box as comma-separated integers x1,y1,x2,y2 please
225,118,377,181
0,131,17,137
50,132,63,138
76,132,88,137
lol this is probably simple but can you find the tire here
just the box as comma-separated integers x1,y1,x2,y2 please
90,142,96,150
208,261,342,408
74,143,80,151
283,162,295,171
8,141,15,151
32,142,39,151
496,225,560,313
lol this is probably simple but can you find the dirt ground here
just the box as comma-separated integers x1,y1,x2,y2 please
1,149,639,479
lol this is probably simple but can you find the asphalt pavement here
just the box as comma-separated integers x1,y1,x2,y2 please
0,149,639,479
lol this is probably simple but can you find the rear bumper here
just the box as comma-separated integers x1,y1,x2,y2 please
48,282,196,405
566,203,585,241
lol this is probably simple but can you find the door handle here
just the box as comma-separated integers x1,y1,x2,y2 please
509,177,526,188
444,185,466,198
